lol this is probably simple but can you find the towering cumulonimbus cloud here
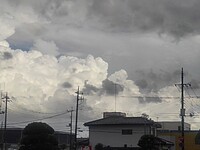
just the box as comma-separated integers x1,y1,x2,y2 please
0,44,147,126
0,40,167,115
0,44,138,110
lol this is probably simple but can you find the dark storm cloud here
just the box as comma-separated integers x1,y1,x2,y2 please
190,79,200,89
62,82,72,88
3,52,13,59
82,81,99,95
135,69,181,93
88,0,200,38
101,79,124,95
82,79,124,96
0,51,13,60
135,69,200,103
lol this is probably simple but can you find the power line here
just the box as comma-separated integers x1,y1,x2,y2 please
119,95,200,99
190,86,200,98
10,100,67,114
7,111,69,125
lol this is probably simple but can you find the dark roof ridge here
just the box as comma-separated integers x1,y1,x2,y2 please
84,116,156,126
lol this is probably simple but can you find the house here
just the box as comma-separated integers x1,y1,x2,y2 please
157,121,200,150
84,112,161,150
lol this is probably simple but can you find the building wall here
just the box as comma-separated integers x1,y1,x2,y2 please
158,122,190,131
158,131,200,150
89,125,151,149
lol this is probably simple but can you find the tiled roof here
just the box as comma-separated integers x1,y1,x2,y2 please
84,116,156,126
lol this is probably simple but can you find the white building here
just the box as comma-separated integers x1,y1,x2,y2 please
158,121,191,131
84,112,161,149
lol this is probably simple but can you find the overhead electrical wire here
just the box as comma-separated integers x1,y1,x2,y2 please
118,95,181,99
7,110,70,126
182,86,200,118
10,100,66,114
1,79,199,127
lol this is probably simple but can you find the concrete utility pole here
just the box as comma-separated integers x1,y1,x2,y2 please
181,68,185,150
175,68,191,150
68,108,74,150
74,87,83,150
0,92,5,150
2,92,10,150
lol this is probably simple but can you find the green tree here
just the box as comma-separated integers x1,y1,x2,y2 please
19,122,59,150
95,143,104,150
138,135,159,150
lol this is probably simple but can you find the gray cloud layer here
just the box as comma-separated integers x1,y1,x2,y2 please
135,69,181,93
6,0,200,49
89,0,200,38
1,0,200,130
2,0,200,100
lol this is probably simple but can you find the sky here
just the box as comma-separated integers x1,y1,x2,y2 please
1,0,200,136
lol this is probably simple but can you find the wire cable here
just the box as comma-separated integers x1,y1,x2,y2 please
10,100,66,114
7,111,69,125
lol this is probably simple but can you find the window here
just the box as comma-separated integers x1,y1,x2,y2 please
122,129,132,135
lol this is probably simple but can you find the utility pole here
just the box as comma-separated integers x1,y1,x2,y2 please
2,92,10,150
68,108,74,150
180,68,185,150
74,87,83,150
0,91,5,150
0,121,3,149
175,68,191,150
